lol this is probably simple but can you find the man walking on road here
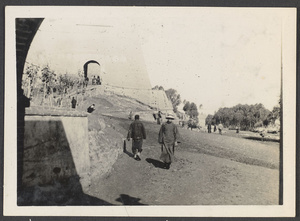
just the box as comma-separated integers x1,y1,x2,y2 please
207,123,212,133
218,122,224,135
158,113,180,169
127,115,146,161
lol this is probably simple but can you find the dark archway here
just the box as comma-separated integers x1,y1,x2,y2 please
15,19,113,206
83,60,100,80
16,18,44,195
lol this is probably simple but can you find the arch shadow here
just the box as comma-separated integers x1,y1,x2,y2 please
18,119,112,206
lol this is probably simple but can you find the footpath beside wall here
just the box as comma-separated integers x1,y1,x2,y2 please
23,112,90,192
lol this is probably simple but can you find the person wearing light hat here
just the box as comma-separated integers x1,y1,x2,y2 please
158,113,180,169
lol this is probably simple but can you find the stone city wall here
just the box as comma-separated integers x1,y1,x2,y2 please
23,114,90,192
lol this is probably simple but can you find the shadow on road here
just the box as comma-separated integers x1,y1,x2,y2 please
123,140,134,157
115,194,147,205
123,150,134,158
146,158,166,169
244,136,280,143
18,175,113,206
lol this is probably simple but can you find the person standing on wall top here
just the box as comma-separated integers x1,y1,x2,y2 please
92,76,96,85
97,76,101,85
158,113,180,169
71,97,77,109
127,115,146,161
85,77,89,87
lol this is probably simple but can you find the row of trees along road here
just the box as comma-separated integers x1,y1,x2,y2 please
152,85,280,131
205,103,280,131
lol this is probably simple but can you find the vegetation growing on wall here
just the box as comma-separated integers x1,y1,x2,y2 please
22,63,87,107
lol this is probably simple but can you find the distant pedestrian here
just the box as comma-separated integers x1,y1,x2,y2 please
127,115,146,161
71,97,77,109
87,104,95,113
97,76,101,85
92,76,96,85
207,123,212,133
157,110,162,124
180,121,185,128
57,97,62,107
128,111,133,120
152,112,157,121
236,126,240,133
259,129,265,141
158,113,180,169
214,124,217,132
218,122,223,135
85,77,89,87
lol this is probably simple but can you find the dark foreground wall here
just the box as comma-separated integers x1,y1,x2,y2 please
23,115,90,192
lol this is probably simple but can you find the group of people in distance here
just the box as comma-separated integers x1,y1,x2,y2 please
208,122,240,134
92,76,101,85
207,123,224,134
127,113,180,170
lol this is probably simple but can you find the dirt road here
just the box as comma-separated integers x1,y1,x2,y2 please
88,117,280,205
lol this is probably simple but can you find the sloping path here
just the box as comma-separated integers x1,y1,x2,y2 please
88,118,280,205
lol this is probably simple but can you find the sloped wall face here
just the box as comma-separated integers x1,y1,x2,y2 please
150,90,173,112
98,85,173,112
23,115,90,191
26,18,152,90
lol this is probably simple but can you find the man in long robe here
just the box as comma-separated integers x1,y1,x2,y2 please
158,113,180,169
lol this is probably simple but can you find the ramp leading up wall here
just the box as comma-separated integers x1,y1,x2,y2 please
87,84,173,113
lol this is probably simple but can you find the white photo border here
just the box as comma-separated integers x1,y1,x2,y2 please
4,6,296,217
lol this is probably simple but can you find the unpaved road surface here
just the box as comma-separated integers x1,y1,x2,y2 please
88,117,280,205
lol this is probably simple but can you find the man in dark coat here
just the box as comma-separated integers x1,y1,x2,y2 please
158,113,180,169
157,110,162,125
71,97,77,109
127,115,146,161
207,123,212,133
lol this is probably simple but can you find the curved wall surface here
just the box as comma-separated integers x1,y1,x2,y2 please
26,18,152,90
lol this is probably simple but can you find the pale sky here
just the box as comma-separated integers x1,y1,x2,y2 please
135,8,283,114
26,7,294,114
